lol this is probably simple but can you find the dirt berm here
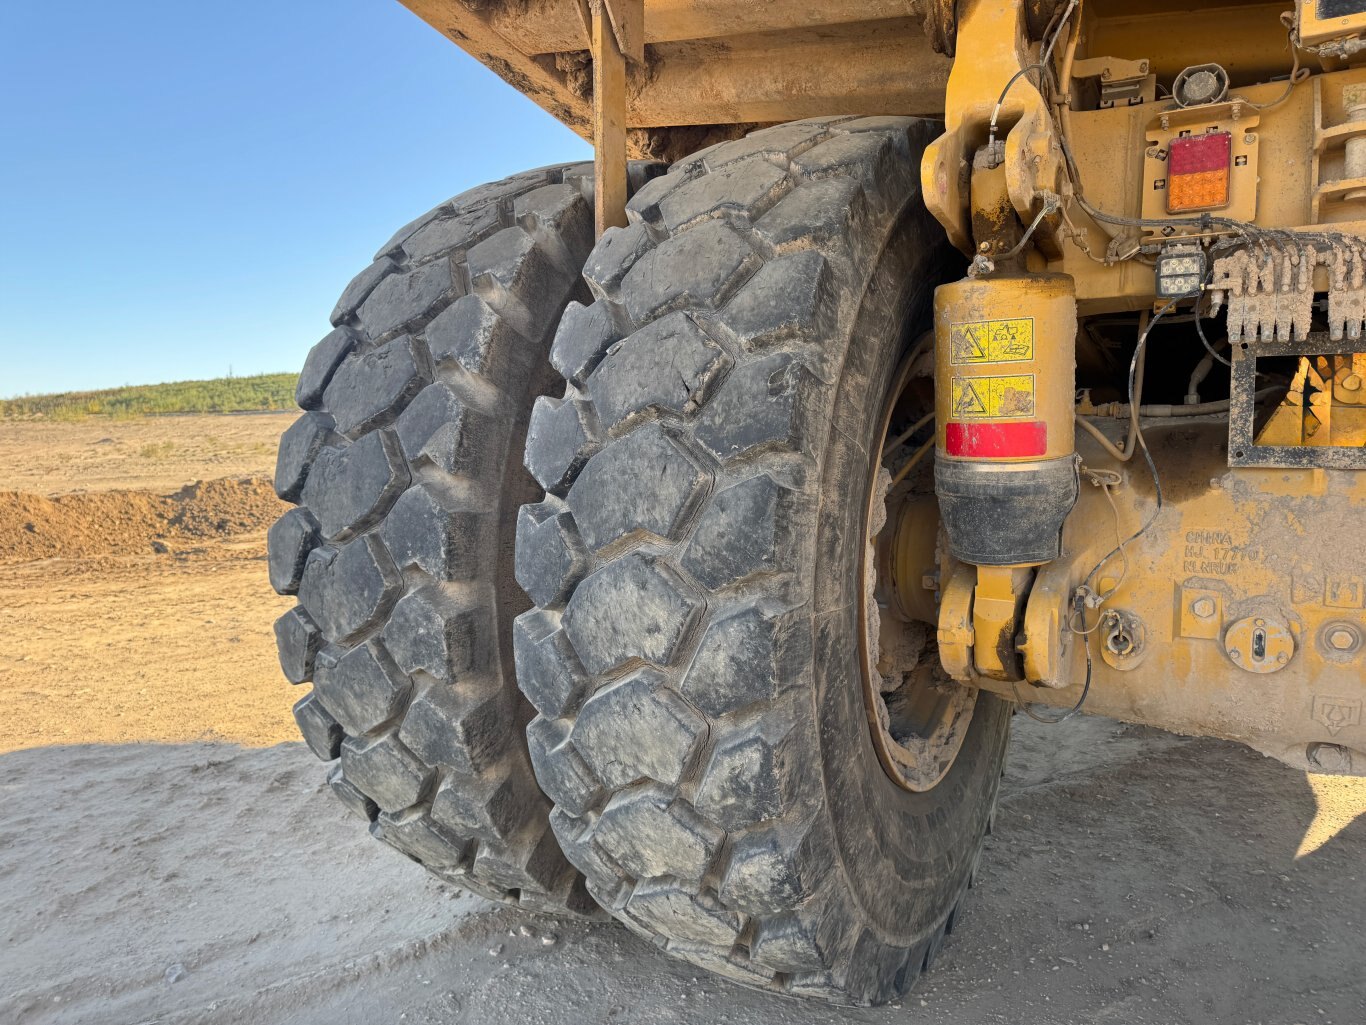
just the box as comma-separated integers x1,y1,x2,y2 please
0,477,285,563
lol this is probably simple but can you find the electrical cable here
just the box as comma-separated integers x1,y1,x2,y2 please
1194,304,1233,368
988,0,1078,146
1077,301,1176,600
1011,606,1093,724
989,63,1045,145
1229,15,1310,112
1036,2,1344,270
998,194,1062,260
1073,308,1150,463
1039,0,1078,73
1016,299,1172,727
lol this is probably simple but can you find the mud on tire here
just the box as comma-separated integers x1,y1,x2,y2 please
516,117,1011,999
269,161,659,914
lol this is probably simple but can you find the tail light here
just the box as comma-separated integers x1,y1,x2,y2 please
1166,131,1232,213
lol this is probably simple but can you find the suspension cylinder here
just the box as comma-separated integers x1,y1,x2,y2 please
933,274,1079,566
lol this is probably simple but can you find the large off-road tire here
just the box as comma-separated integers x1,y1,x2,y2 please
268,161,659,915
515,117,1012,1001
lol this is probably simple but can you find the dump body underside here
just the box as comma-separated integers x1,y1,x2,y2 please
399,0,953,159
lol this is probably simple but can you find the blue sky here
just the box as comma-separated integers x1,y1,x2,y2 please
0,1,590,398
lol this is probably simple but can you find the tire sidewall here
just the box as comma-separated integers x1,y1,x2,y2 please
811,199,1010,944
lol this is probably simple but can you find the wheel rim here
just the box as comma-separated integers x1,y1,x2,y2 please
857,342,976,794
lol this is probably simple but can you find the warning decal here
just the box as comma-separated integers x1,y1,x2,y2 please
950,375,1036,419
949,318,1034,365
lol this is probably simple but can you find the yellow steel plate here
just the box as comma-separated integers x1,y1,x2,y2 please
950,374,1036,418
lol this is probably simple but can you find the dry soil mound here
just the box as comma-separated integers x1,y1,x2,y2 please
0,477,286,563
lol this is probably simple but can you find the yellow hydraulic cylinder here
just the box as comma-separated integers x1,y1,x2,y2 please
933,274,1080,566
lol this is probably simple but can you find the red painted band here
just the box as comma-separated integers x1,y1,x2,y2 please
944,421,1048,458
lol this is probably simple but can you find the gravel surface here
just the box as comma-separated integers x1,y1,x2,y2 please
3,717,1362,1025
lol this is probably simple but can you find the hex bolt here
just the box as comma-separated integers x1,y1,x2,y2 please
1328,628,1357,652
1191,597,1216,619
1343,374,1362,392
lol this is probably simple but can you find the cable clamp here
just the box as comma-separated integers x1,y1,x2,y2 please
1080,466,1122,489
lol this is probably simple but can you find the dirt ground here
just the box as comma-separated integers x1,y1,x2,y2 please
0,414,1362,1025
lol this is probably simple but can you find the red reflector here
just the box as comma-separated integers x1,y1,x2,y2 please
945,421,1048,458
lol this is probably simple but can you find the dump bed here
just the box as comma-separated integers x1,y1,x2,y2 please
398,0,952,160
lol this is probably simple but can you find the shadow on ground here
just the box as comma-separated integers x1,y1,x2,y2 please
2,716,1361,1025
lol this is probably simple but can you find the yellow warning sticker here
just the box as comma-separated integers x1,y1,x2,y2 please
950,375,1036,419
948,318,1035,365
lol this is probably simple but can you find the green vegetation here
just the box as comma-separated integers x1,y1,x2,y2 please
0,373,299,420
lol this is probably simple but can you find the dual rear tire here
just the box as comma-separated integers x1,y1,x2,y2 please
270,119,1010,1004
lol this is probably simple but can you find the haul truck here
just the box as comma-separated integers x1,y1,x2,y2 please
266,0,1366,1005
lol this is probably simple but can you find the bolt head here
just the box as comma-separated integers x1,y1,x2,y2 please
1343,374,1362,391
1191,597,1216,619
1328,628,1357,652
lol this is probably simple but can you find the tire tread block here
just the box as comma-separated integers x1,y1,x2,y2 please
313,641,412,736
571,668,706,790
301,431,410,542
585,312,731,433
566,424,707,552
562,555,702,677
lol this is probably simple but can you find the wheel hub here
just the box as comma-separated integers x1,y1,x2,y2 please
858,348,976,793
